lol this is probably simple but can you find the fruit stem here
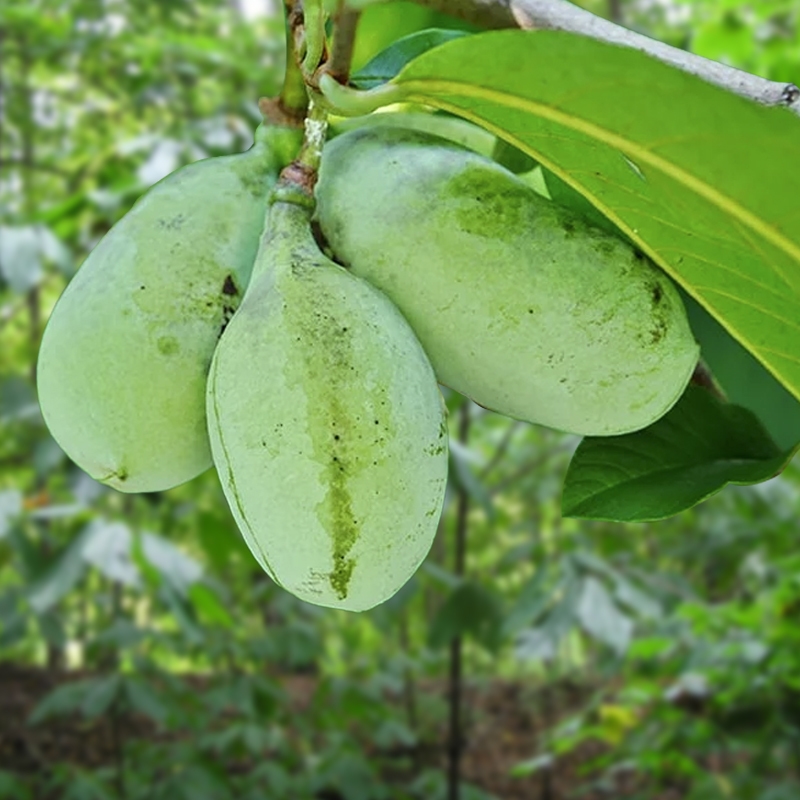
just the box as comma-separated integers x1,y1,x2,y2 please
272,98,329,208
297,97,329,174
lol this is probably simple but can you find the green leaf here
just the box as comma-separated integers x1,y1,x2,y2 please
29,680,91,725
349,3,473,74
683,291,800,450
196,512,248,571
0,491,22,540
0,770,32,800
188,582,233,628
82,521,139,587
81,674,122,718
0,376,40,424
124,677,168,724
543,169,628,238
491,137,538,175
576,576,633,655
503,566,551,636
428,580,504,651
27,529,90,614
510,753,555,778
141,531,202,595
563,385,798,522
351,29,469,90
391,30,800,402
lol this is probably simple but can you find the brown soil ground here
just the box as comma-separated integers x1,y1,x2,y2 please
0,661,679,800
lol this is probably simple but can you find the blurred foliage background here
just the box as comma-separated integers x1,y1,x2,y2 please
1,1,799,798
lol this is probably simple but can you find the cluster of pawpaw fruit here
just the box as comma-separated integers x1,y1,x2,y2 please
37,119,699,611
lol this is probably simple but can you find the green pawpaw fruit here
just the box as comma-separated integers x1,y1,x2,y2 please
207,197,448,611
315,127,699,436
36,125,301,492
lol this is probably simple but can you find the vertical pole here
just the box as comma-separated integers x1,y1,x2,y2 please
447,401,471,800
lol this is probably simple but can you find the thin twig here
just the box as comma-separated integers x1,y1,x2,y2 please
479,420,521,480
411,0,800,115
489,443,573,496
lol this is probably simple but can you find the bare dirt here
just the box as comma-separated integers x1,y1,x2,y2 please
0,661,679,800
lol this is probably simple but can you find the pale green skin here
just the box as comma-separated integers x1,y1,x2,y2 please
37,126,301,493
316,127,700,436
207,200,448,612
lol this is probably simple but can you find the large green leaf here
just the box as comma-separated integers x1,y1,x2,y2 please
562,385,798,522
385,30,800,402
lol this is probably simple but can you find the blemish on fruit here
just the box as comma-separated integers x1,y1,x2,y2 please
157,335,179,355
222,275,238,296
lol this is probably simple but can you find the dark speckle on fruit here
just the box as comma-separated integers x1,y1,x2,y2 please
157,335,179,355
222,274,238,296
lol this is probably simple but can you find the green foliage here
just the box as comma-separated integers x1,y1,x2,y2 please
564,385,798,521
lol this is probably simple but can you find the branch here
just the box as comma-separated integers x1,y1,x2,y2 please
412,0,800,116
326,5,361,85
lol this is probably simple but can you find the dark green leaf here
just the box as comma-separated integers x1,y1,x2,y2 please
683,291,800,450
351,28,469,90
196,512,247,571
563,385,797,522
0,770,32,800
428,581,504,651
81,674,122,718
29,681,91,725
491,137,538,174
124,677,168,724
188,582,233,628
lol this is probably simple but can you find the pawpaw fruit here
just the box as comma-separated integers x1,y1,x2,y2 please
316,127,699,436
207,196,448,611
37,125,301,492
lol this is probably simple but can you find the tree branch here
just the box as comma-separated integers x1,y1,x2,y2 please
326,5,361,85
412,0,800,115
